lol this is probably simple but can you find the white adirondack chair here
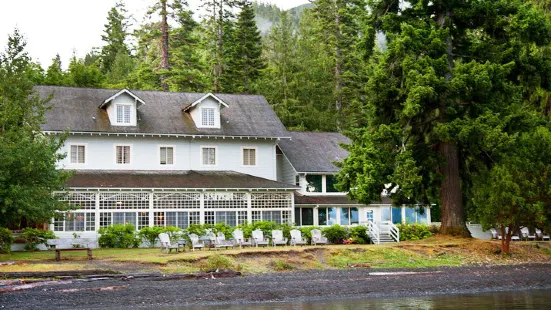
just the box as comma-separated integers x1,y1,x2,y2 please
214,232,234,250
252,229,269,247
520,227,535,241
159,233,183,254
232,229,252,248
189,233,205,251
536,229,550,241
310,229,328,245
290,229,307,246
271,230,288,247
490,228,498,240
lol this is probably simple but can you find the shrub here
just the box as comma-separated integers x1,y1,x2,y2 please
323,225,349,244
349,226,370,244
162,226,183,243
272,259,296,271
396,223,434,241
0,228,14,253
185,224,208,237
98,224,140,248
138,226,164,247
212,223,233,239
22,228,56,251
203,254,233,271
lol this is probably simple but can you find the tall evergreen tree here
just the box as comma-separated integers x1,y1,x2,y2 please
224,0,264,93
100,1,130,74
67,55,105,88
0,30,72,228
338,0,551,236
44,54,67,86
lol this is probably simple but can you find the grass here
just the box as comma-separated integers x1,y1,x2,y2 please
2,238,551,275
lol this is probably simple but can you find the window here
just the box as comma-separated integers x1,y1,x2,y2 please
202,147,216,165
201,108,215,127
116,104,131,124
160,146,174,165
294,207,313,226
242,148,256,166
326,175,340,192
318,207,337,226
306,175,322,192
116,145,130,164
340,207,359,225
70,145,86,164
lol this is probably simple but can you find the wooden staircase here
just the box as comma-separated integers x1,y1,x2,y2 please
365,221,400,245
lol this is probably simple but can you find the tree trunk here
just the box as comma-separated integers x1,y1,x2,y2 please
214,0,224,92
334,9,343,130
160,0,170,91
500,225,512,255
438,141,471,237
436,8,470,237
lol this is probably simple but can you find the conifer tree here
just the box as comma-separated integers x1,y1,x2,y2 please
0,30,72,227
224,0,264,93
100,1,130,74
44,54,67,86
338,0,551,236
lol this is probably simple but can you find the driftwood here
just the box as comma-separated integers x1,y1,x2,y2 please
0,269,119,279
0,280,73,293
153,270,242,281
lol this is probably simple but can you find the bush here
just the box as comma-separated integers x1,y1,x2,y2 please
349,225,370,244
23,228,56,251
212,223,233,239
0,228,14,253
98,224,141,248
396,223,434,241
185,224,209,237
323,225,349,244
203,254,233,271
272,259,296,271
138,226,164,247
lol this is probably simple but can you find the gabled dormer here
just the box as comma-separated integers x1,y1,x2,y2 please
99,89,145,126
183,93,228,129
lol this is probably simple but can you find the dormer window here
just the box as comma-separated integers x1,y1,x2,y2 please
201,108,215,127
116,104,131,124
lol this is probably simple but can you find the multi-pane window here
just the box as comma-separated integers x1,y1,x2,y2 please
160,147,174,165
294,208,313,226
306,175,322,192
116,104,131,124
326,175,340,192
70,145,86,164
201,108,215,127
202,147,216,165
340,207,359,225
116,145,130,164
318,207,337,226
242,148,256,166
53,212,95,232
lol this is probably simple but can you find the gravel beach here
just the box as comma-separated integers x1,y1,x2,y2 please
2,263,551,309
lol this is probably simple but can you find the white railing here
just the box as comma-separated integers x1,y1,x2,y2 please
367,221,380,245
389,222,400,242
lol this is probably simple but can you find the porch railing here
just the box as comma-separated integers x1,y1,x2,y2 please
389,222,400,242
367,221,380,245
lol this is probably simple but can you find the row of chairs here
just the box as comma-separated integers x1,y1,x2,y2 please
159,229,330,253
490,227,550,241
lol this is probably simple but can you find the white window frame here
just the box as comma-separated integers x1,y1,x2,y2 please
159,145,175,166
69,143,87,165
201,146,218,167
115,144,132,165
241,147,258,167
201,107,216,127
115,104,132,125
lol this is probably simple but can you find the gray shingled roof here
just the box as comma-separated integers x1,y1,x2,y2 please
36,86,289,137
65,170,298,189
278,131,350,173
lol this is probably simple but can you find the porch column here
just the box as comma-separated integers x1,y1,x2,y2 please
246,192,252,224
148,192,154,227
95,192,100,231
199,192,205,224
402,205,406,224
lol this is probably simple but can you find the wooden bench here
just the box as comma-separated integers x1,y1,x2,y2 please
47,239,94,262
54,248,93,262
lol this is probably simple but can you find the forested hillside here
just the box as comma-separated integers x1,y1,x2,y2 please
253,2,312,34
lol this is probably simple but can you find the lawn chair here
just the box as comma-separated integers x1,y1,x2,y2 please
311,229,328,245
271,230,288,247
159,233,183,254
189,233,205,251
520,227,534,241
537,229,550,241
252,229,269,247
232,229,252,248
490,228,498,240
290,229,307,246
214,232,234,250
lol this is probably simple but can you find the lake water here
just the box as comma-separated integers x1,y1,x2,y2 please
184,289,551,309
